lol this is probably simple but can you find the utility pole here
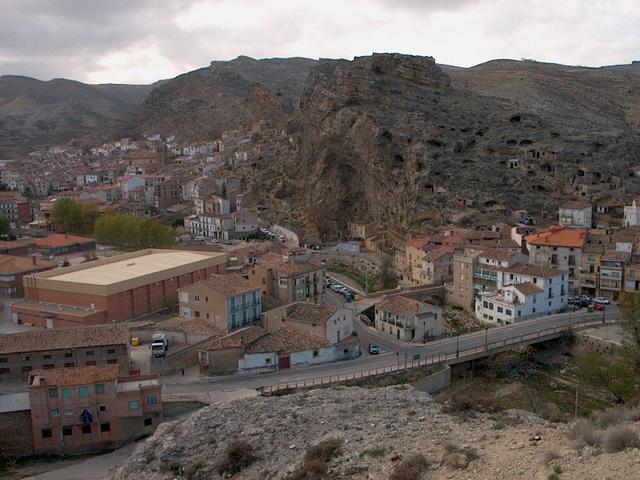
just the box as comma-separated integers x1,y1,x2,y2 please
574,377,579,418
484,326,489,351
456,333,460,358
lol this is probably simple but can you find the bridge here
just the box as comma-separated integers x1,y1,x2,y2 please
258,311,617,395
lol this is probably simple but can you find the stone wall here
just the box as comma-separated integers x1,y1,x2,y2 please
0,410,33,456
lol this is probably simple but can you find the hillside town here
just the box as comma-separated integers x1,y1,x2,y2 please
0,127,638,466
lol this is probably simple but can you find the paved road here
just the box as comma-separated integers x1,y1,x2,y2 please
163,299,619,398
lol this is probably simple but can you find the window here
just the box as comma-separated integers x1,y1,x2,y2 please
100,422,110,433
0,358,6,363
194,295,200,303
313,350,319,358
65,352,73,358
147,395,157,405
62,426,73,437
98,404,107,412
506,309,512,316
48,388,58,398
43,354,51,360
62,388,72,399
64,363,75,368
107,349,116,355
194,311,200,318
107,359,117,364
95,383,105,395
86,350,94,356
64,408,73,416
128,400,140,410
22,355,30,361
85,361,97,366
497,306,504,313
265,358,271,364
51,408,60,417
144,418,153,426
43,364,54,369
42,428,52,439
82,425,92,434
78,386,89,397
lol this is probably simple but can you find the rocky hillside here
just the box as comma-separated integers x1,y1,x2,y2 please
291,54,640,239
126,56,317,140
0,75,155,157
110,386,640,480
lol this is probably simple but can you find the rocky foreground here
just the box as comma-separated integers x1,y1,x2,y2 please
110,386,640,480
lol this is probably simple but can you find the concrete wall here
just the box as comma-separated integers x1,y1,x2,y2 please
413,364,451,394
291,346,335,368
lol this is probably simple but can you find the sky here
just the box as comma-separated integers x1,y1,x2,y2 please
0,0,639,85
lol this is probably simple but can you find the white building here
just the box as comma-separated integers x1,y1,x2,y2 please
559,201,592,228
475,264,568,325
624,199,640,227
187,214,234,240
375,295,443,342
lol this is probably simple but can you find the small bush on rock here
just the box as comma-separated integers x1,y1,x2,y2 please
568,419,602,448
390,453,429,480
215,439,255,476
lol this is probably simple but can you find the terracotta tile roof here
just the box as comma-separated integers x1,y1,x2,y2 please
504,264,565,278
376,295,425,316
422,249,452,262
0,325,129,355
602,250,632,263
283,302,338,325
203,325,265,351
513,282,544,296
525,225,587,248
35,234,95,249
407,236,430,249
561,201,591,209
256,252,323,277
0,241,29,251
244,326,329,355
29,364,118,387
0,255,56,274
202,273,257,297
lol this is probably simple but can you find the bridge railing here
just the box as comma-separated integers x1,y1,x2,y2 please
257,316,617,395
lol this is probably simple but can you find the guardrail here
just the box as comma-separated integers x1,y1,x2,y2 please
257,315,617,395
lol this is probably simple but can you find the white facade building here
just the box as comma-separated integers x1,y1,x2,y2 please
559,201,592,228
624,199,640,227
187,214,234,240
475,264,568,325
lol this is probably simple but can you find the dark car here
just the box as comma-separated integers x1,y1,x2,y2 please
368,343,380,355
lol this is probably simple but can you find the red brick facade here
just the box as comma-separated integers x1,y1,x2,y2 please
17,264,226,327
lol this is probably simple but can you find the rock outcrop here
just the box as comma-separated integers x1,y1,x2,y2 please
110,386,640,480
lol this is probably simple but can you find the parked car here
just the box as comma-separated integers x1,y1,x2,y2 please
591,302,605,311
579,294,592,303
330,284,342,293
568,297,577,305
368,343,380,355
593,297,611,305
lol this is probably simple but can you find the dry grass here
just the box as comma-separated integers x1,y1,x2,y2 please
389,453,429,480
593,406,640,428
286,438,343,480
568,419,602,448
602,425,640,453
442,443,479,470
443,393,504,414
540,450,560,465
215,439,255,476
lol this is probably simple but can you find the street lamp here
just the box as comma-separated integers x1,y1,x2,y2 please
423,320,426,343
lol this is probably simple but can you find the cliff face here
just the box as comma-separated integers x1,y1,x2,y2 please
294,55,640,240
127,56,317,140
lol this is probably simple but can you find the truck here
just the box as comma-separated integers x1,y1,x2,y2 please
151,333,168,358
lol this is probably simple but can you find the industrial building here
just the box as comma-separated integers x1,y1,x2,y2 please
11,249,227,327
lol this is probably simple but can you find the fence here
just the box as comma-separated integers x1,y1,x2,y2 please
258,315,617,395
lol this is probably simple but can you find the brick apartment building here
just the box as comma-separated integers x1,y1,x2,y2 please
178,273,261,333
0,325,130,380
0,255,56,297
0,191,31,223
28,365,162,454
11,249,227,327
249,251,325,307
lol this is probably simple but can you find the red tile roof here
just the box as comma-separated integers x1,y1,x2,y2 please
244,326,329,355
0,254,56,275
513,282,543,296
29,364,119,387
376,295,425,316
525,225,587,248
35,234,95,249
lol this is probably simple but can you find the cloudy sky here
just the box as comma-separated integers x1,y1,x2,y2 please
1,0,638,84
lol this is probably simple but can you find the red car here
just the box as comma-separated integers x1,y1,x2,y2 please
591,303,605,311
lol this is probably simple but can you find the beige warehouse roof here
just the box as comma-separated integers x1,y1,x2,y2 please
26,249,227,296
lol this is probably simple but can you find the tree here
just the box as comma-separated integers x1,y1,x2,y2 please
94,213,176,249
52,198,83,233
578,292,640,404
376,255,397,290
0,215,10,236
